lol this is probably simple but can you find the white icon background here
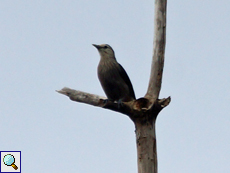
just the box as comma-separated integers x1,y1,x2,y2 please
1,152,20,172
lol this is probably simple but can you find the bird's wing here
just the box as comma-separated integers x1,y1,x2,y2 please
118,64,136,100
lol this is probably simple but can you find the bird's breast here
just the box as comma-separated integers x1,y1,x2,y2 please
97,60,120,78
97,59,132,101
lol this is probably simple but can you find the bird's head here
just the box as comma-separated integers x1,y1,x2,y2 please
93,44,116,60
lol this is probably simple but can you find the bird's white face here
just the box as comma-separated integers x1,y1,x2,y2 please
93,44,115,59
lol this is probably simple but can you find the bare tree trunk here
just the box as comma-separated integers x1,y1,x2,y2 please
57,0,169,173
135,0,168,172
135,119,157,173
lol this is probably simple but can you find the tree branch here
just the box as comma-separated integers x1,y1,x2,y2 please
57,1,170,173
145,0,167,105
57,87,106,106
57,87,135,116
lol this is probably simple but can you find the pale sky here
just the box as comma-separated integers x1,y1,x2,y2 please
1,1,230,173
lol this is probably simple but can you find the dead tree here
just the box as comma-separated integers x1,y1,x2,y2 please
57,0,170,172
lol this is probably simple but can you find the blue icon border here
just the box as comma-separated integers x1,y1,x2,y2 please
0,151,21,173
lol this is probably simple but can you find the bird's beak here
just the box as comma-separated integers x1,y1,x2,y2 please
92,44,102,49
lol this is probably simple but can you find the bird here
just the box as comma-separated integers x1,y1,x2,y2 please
93,44,136,104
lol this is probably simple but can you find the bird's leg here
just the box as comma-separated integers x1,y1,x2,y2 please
102,99,124,109
102,99,114,105
103,99,109,104
117,99,124,109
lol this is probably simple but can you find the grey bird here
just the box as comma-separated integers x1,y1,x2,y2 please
93,44,136,103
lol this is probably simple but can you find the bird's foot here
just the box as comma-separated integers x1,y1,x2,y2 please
103,99,124,109
103,99,109,104
117,99,124,109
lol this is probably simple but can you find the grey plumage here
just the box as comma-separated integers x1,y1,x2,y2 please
93,44,136,102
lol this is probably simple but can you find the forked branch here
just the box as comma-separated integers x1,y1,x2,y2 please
57,0,169,173
145,0,167,106
57,87,135,116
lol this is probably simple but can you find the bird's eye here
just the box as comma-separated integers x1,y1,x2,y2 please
104,46,108,49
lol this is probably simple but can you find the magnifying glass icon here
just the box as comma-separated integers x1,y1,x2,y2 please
3,154,18,170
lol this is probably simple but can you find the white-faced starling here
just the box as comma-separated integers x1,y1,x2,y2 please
93,44,136,103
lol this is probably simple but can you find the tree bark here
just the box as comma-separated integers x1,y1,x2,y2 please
135,119,157,173
145,0,167,107
134,0,167,172
57,0,169,172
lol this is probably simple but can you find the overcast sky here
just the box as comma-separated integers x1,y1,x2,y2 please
1,1,230,173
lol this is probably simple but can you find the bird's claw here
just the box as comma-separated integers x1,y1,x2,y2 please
103,99,124,109
103,99,109,104
117,99,124,109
